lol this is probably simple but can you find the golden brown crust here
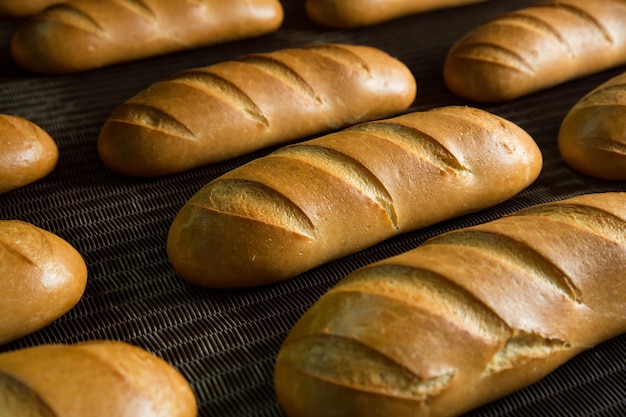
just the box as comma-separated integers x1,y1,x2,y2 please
0,0,63,18
0,373,56,417
98,43,417,177
0,220,88,345
0,340,197,417
306,0,487,28
10,0,284,74
274,192,626,417
558,71,626,180
0,114,58,194
444,0,626,102
166,106,542,288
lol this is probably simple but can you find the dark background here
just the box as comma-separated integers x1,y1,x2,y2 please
1,1,625,416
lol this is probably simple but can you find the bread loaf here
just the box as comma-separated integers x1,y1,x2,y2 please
0,220,87,345
274,192,626,417
558,71,626,180
0,340,197,417
98,43,417,177
0,114,58,194
306,0,487,28
10,0,284,74
444,0,626,102
167,106,542,288
0,0,64,18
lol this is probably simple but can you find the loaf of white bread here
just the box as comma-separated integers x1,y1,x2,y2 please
0,220,87,345
0,340,197,416
167,106,542,288
0,114,58,194
444,0,626,102
305,0,487,28
559,71,626,180
10,0,284,73
98,43,417,177
275,192,626,417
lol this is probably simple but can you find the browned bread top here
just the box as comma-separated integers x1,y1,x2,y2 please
0,220,87,345
0,340,197,416
98,43,417,177
0,114,58,194
559,71,626,180
444,0,626,102
275,192,626,417
305,0,487,28
11,0,284,73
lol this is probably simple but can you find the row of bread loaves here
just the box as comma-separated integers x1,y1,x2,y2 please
443,0,626,179
2,2,624,417
0,114,197,415
92,1,626,179
2,0,491,69
6,0,626,107
0,219,198,416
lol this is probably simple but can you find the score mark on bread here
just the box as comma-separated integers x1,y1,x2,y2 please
39,3,106,34
194,179,318,239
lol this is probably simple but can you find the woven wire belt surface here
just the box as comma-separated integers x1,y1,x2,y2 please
1,1,625,416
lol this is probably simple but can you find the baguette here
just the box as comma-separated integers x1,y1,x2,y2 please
306,0,487,28
444,0,626,102
98,43,417,177
167,106,542,288
0,220,87,345
558,71,626,180
274,192,626,417
0,0,65,18
0,340,197,417
0,114,58,194
10,0,284,74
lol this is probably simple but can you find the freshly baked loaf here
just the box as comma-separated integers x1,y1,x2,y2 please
306,0,486,28
0,114,58,194
275,192,626,417
0,340,197,417
0,220,87,345
444,0,626,102
167,106,542,288
10,0,284,74
0,0,64,18
98,43,417,177
558,71,626,180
